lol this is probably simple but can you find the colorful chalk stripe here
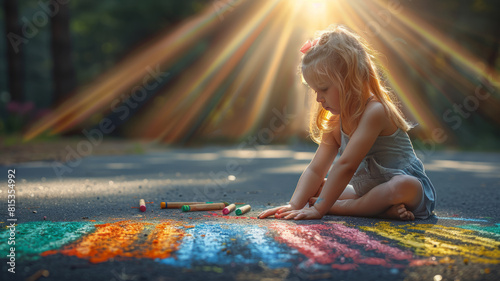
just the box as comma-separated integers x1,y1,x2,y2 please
361,222,500,264
160,223,293,268
0,221,96,260
2,220,499,268
270,222,417,270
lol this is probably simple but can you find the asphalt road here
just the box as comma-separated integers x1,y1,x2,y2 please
1,144,499,281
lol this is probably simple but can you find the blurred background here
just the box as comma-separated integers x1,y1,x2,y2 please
1,0,499,155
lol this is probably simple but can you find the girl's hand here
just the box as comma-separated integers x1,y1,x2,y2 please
276,206,323,220
258,205,295,219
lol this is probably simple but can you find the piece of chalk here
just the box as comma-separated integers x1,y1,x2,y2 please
235,204,251,215
160,202,228,209
207,201,230,206
160,202,210,209
139,199,146,212
182,203,225,212
222,204,236,215
26,269,49,281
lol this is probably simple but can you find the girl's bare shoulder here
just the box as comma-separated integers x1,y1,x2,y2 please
364,99,398,136
322,125,342,147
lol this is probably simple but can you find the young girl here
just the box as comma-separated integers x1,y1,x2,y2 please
258,25,436,221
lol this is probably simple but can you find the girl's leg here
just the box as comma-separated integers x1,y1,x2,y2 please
327,175,423,220
309,179,359,205
338,184,359,200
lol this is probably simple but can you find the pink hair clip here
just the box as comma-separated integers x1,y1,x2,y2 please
300,38,319,54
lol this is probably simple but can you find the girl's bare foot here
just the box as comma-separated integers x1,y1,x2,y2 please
398,204,415,220
382,204,415,221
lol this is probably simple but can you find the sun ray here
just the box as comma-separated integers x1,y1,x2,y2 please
136,0,281,142
372,0,499,84
22,0,499,145
23,0,246,141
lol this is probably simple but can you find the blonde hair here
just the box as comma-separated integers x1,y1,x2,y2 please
300,25,411,144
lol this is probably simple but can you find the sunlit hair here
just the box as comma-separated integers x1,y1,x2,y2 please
300,25,411,144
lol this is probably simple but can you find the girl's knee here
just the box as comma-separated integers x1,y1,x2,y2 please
388,175,423,205
339,184,360,200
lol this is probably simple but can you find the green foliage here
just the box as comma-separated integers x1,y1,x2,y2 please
0,0,207,136
0,0,498,149
0,0,207,107
69,0,207,85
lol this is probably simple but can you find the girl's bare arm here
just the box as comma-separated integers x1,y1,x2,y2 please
258,131,338,219
311,103,388,216
277,103,392,220
288,132,339,209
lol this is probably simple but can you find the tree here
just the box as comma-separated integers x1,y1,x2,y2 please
50,1,76,102
4,0,24,102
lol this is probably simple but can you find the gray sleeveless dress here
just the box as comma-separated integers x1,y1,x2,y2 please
338,127,436,219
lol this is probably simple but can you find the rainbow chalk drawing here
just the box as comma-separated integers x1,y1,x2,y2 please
269,222,417,270
3,218,500,269
138,220,188,259
42,220,147,263
160,223,293,268
42,220,189,263
0,221,97,260
437,216,489,222
458,223,500,238
361,222,500,264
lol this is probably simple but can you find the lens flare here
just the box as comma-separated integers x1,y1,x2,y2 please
23,0,499,143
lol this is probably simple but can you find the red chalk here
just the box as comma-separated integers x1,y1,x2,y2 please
222,204,236,215
139,199,146,212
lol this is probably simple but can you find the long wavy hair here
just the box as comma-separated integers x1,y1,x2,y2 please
300,25,411,144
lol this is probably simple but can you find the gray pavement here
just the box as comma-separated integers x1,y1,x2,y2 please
1,145,499,280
